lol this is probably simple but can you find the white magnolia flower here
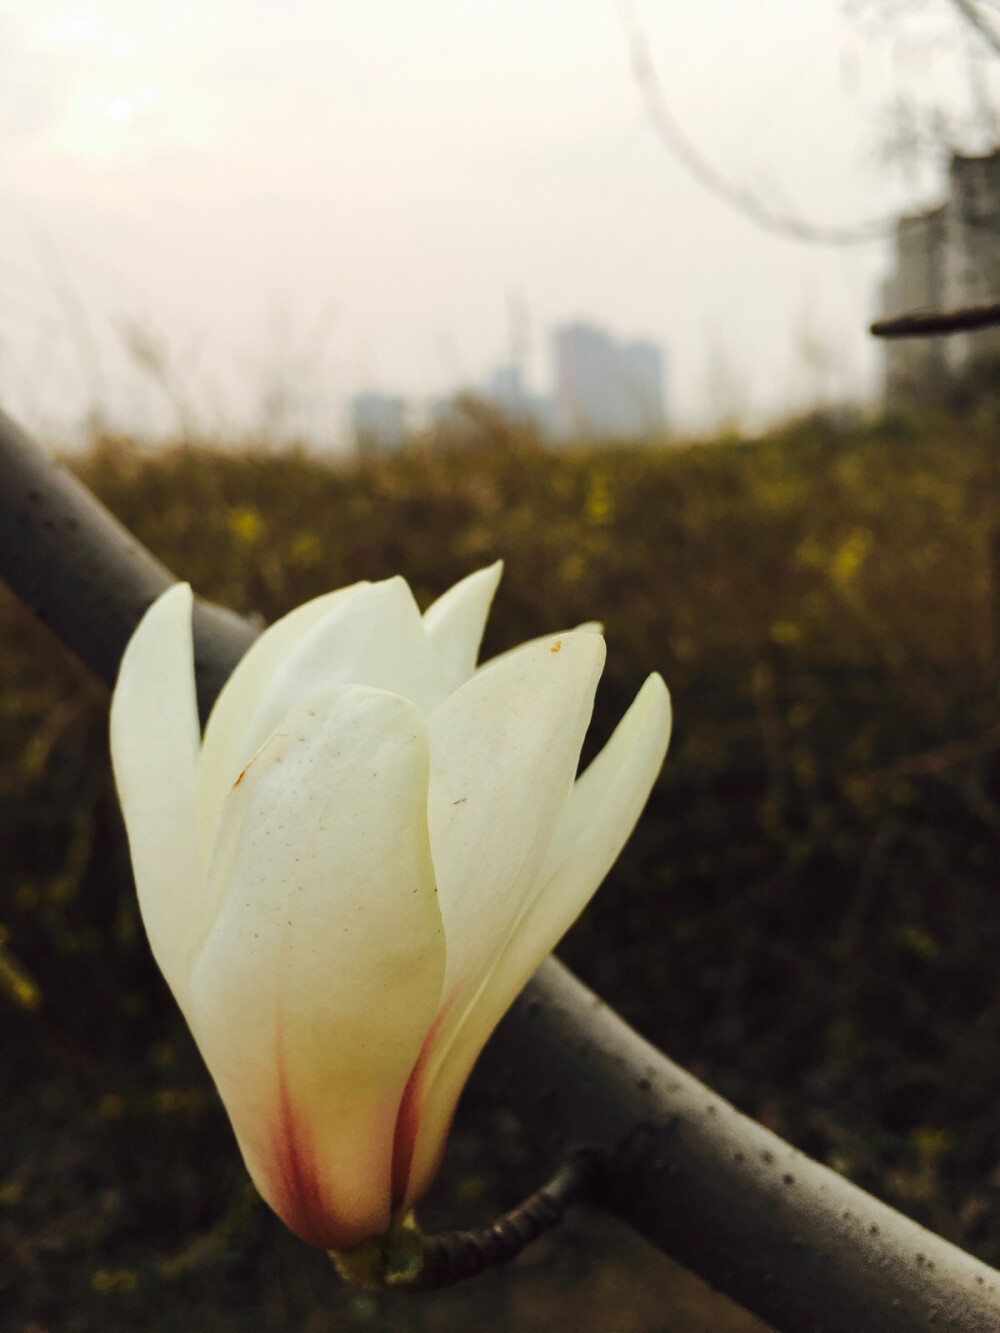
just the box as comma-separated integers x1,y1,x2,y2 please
110,564,671,1250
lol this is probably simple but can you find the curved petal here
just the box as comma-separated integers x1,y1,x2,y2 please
422,561,503,688
186,685,445,1249
196,582,368,867
403,672,671,1207
109,583,202,1009
241,578,451,764
536,672,671,885
477,620,602,673
427,629,606,1001
388,631,605,1207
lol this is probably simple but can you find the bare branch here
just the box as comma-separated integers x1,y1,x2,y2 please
2,407,1000,1332
870,297,1000,336
951,0,1000,58
619,1,898,247
380,1149,607,1292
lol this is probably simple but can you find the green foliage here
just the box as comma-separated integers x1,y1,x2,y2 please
3,406,1000,1327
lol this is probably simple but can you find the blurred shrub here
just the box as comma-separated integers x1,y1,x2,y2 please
2,404,1000,1327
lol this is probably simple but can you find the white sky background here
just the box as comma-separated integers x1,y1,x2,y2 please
0,0,993,447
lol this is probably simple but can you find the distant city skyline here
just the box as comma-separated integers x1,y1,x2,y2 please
349,317,666,450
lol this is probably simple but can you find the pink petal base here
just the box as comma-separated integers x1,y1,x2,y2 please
390,993,457,1213
263,996,459,1250
266,1053,355,1248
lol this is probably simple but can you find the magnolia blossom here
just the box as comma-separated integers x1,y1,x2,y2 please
110,564,671,1251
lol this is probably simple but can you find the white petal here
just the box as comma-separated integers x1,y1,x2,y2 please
242,578,451,763
186,685,445,1249
428,629,606,1000
422,561,503,688
537,672,671,885
403,672,671,1207
197,582,368,868
109,584,202,1008
477,619,602,672
387,631,604,1207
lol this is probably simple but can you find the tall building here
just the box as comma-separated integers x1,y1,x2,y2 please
553,322,666,438
480,363,556,432
880,150,1000,401
483,363,523,414
349,391,407,454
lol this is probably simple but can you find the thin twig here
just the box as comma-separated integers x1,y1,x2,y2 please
871,721,1000,781
871,299,1000,337
950,0,1000,59
619,1,896,248
400,1148,607,1292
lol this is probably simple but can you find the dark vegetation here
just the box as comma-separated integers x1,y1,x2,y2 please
2,402,1000,1330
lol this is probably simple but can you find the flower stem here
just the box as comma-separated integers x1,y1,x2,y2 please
331,1146,608,1293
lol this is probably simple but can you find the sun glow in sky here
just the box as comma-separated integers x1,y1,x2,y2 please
19,5,209,158
0,0,991,446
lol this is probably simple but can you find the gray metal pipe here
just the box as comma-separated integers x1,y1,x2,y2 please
0,410,256,719
480,958,1000,1333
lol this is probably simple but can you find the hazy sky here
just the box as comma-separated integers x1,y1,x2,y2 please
0,0,991,446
